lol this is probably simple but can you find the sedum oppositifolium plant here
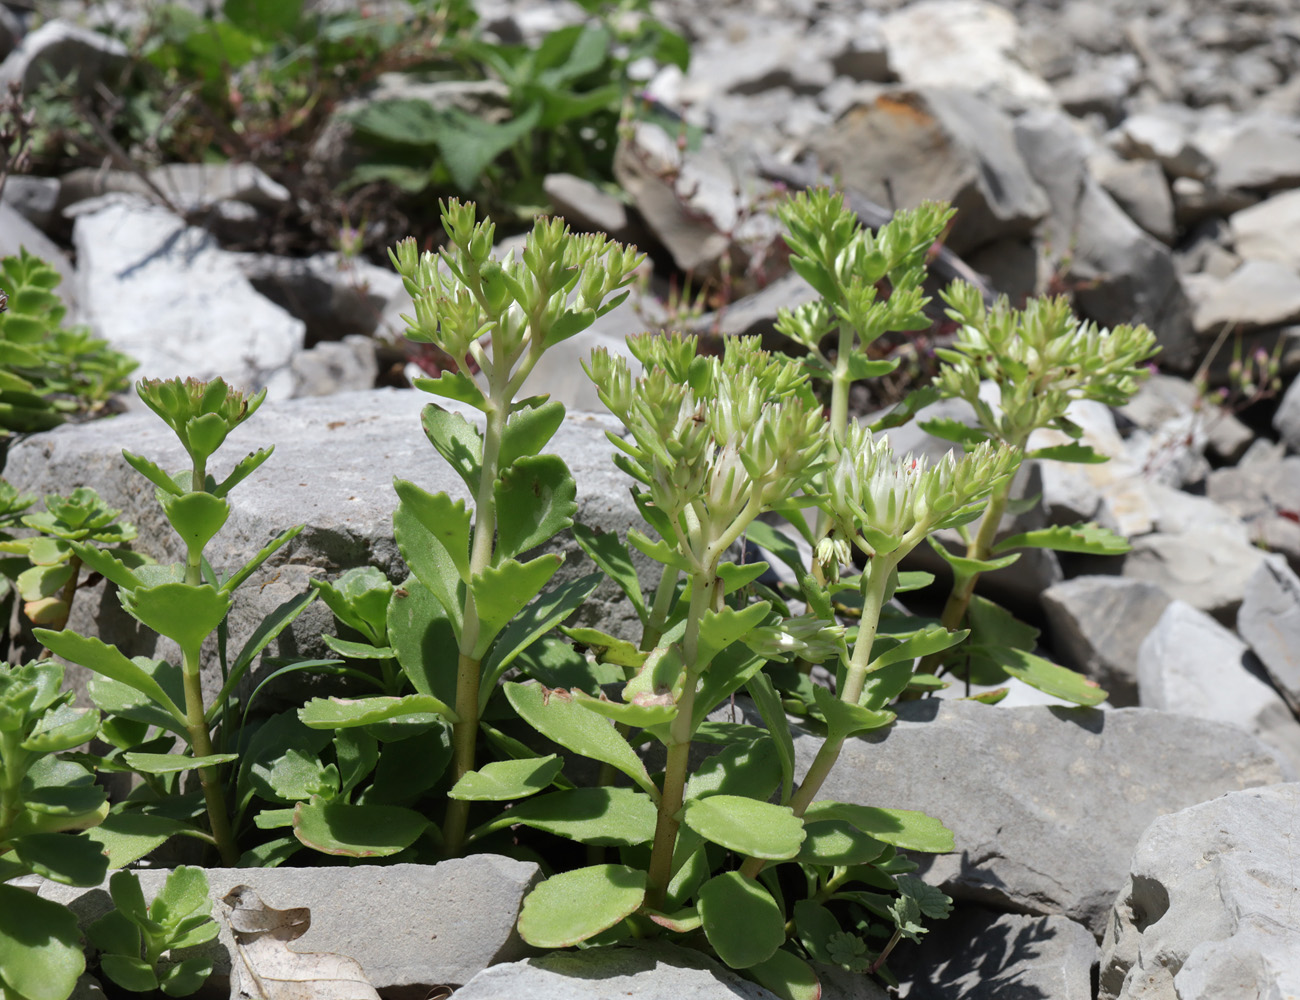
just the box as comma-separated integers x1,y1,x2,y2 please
12,186,1160,1000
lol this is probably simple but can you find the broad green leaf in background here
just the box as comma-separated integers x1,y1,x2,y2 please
471,787,655,846
392,481,472,582
748,948,821,1000
984,646,1108,706
298,693,457,729
469,555,563,658
0,884,84,1000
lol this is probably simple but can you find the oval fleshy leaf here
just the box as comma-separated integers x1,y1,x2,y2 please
802,802,954,854
292,799,431,857
0,883,84,1000
985,646,1108,706
796,820,886,867
299,693,457,728
518,865,647,948
121,752,238,775
505,682,657,798
747,948,821,1000
680,795,804,860
697,872,785,969
448,755,563,801
118,583,231,653
472,787,655,846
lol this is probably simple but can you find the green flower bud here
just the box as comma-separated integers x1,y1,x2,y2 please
136,377,265,468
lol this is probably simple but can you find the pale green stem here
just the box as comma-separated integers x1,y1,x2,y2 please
0,731,24,837
918,474,1015,677
181,641,237,866
644,573,711,911
443,394,508,858
641,562,680,652
739,555,894,881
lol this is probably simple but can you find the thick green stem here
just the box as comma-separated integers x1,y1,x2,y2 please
644,575,710,910
443,397,509,857
918,476,1014,677
181,644,237,866
0,732,24,837
642,562,680,652
740,556,894,882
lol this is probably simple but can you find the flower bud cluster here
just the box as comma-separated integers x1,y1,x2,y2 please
743,612,848,664
587,335,830,567
389,200,643,383
136,377,265,467
824,424,1019,558
934,282,1159,445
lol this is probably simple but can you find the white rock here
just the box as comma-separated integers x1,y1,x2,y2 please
70,196,305,394
881,0,1057,112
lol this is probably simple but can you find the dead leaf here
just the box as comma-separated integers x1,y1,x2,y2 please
220,885,381,1000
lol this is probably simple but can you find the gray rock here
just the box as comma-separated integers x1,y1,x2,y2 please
807,87,1049,254
1041,576,1172,707
1229,188,1300,271
1053,54,1142,123
41,857,538,995
59,163,289,216
0,19,127,96
1137,600,1300,774
542,173,638,244
1122,528,1264,623
679,23,835,101
233,251,405,345
816,10,892,83
1014,110,1194,370
613,122,735,275
1238,556,1300,716
1091,155,1176,245
1110,110,1212,179
704,270,820,343
452,941,788,1000
1099,783,1300,1000
70,196,304,395
1200,114,1300,192
880,0,1057,112
804,699,1286,936
290,335,378,397
2,175,60,233
8,389,646,699
895,906,1097,1000
1171,176,1257,230
1274,375,1300,453
1184,260,1300,335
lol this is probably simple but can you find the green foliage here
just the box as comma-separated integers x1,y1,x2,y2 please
87,867,218,996
36,377,311,867
0,659,107,1000
0,250,137,441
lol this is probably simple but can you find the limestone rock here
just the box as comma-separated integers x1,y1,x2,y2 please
1099,784,1300,999
880,0,1057,112
452,941,795,1000
8,389,646,702
808,87,1048,254
1229,188,1300,271
1184,260,1300,335
1014,110,1194,369
895,906,1097,1000
0,19,126,97
1122,528,1264,623
1137,600,1300,774
801,700,1286,936
40,857,539,995
1238,556,1300,717
70,196,305,396
1041,576,1172,707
